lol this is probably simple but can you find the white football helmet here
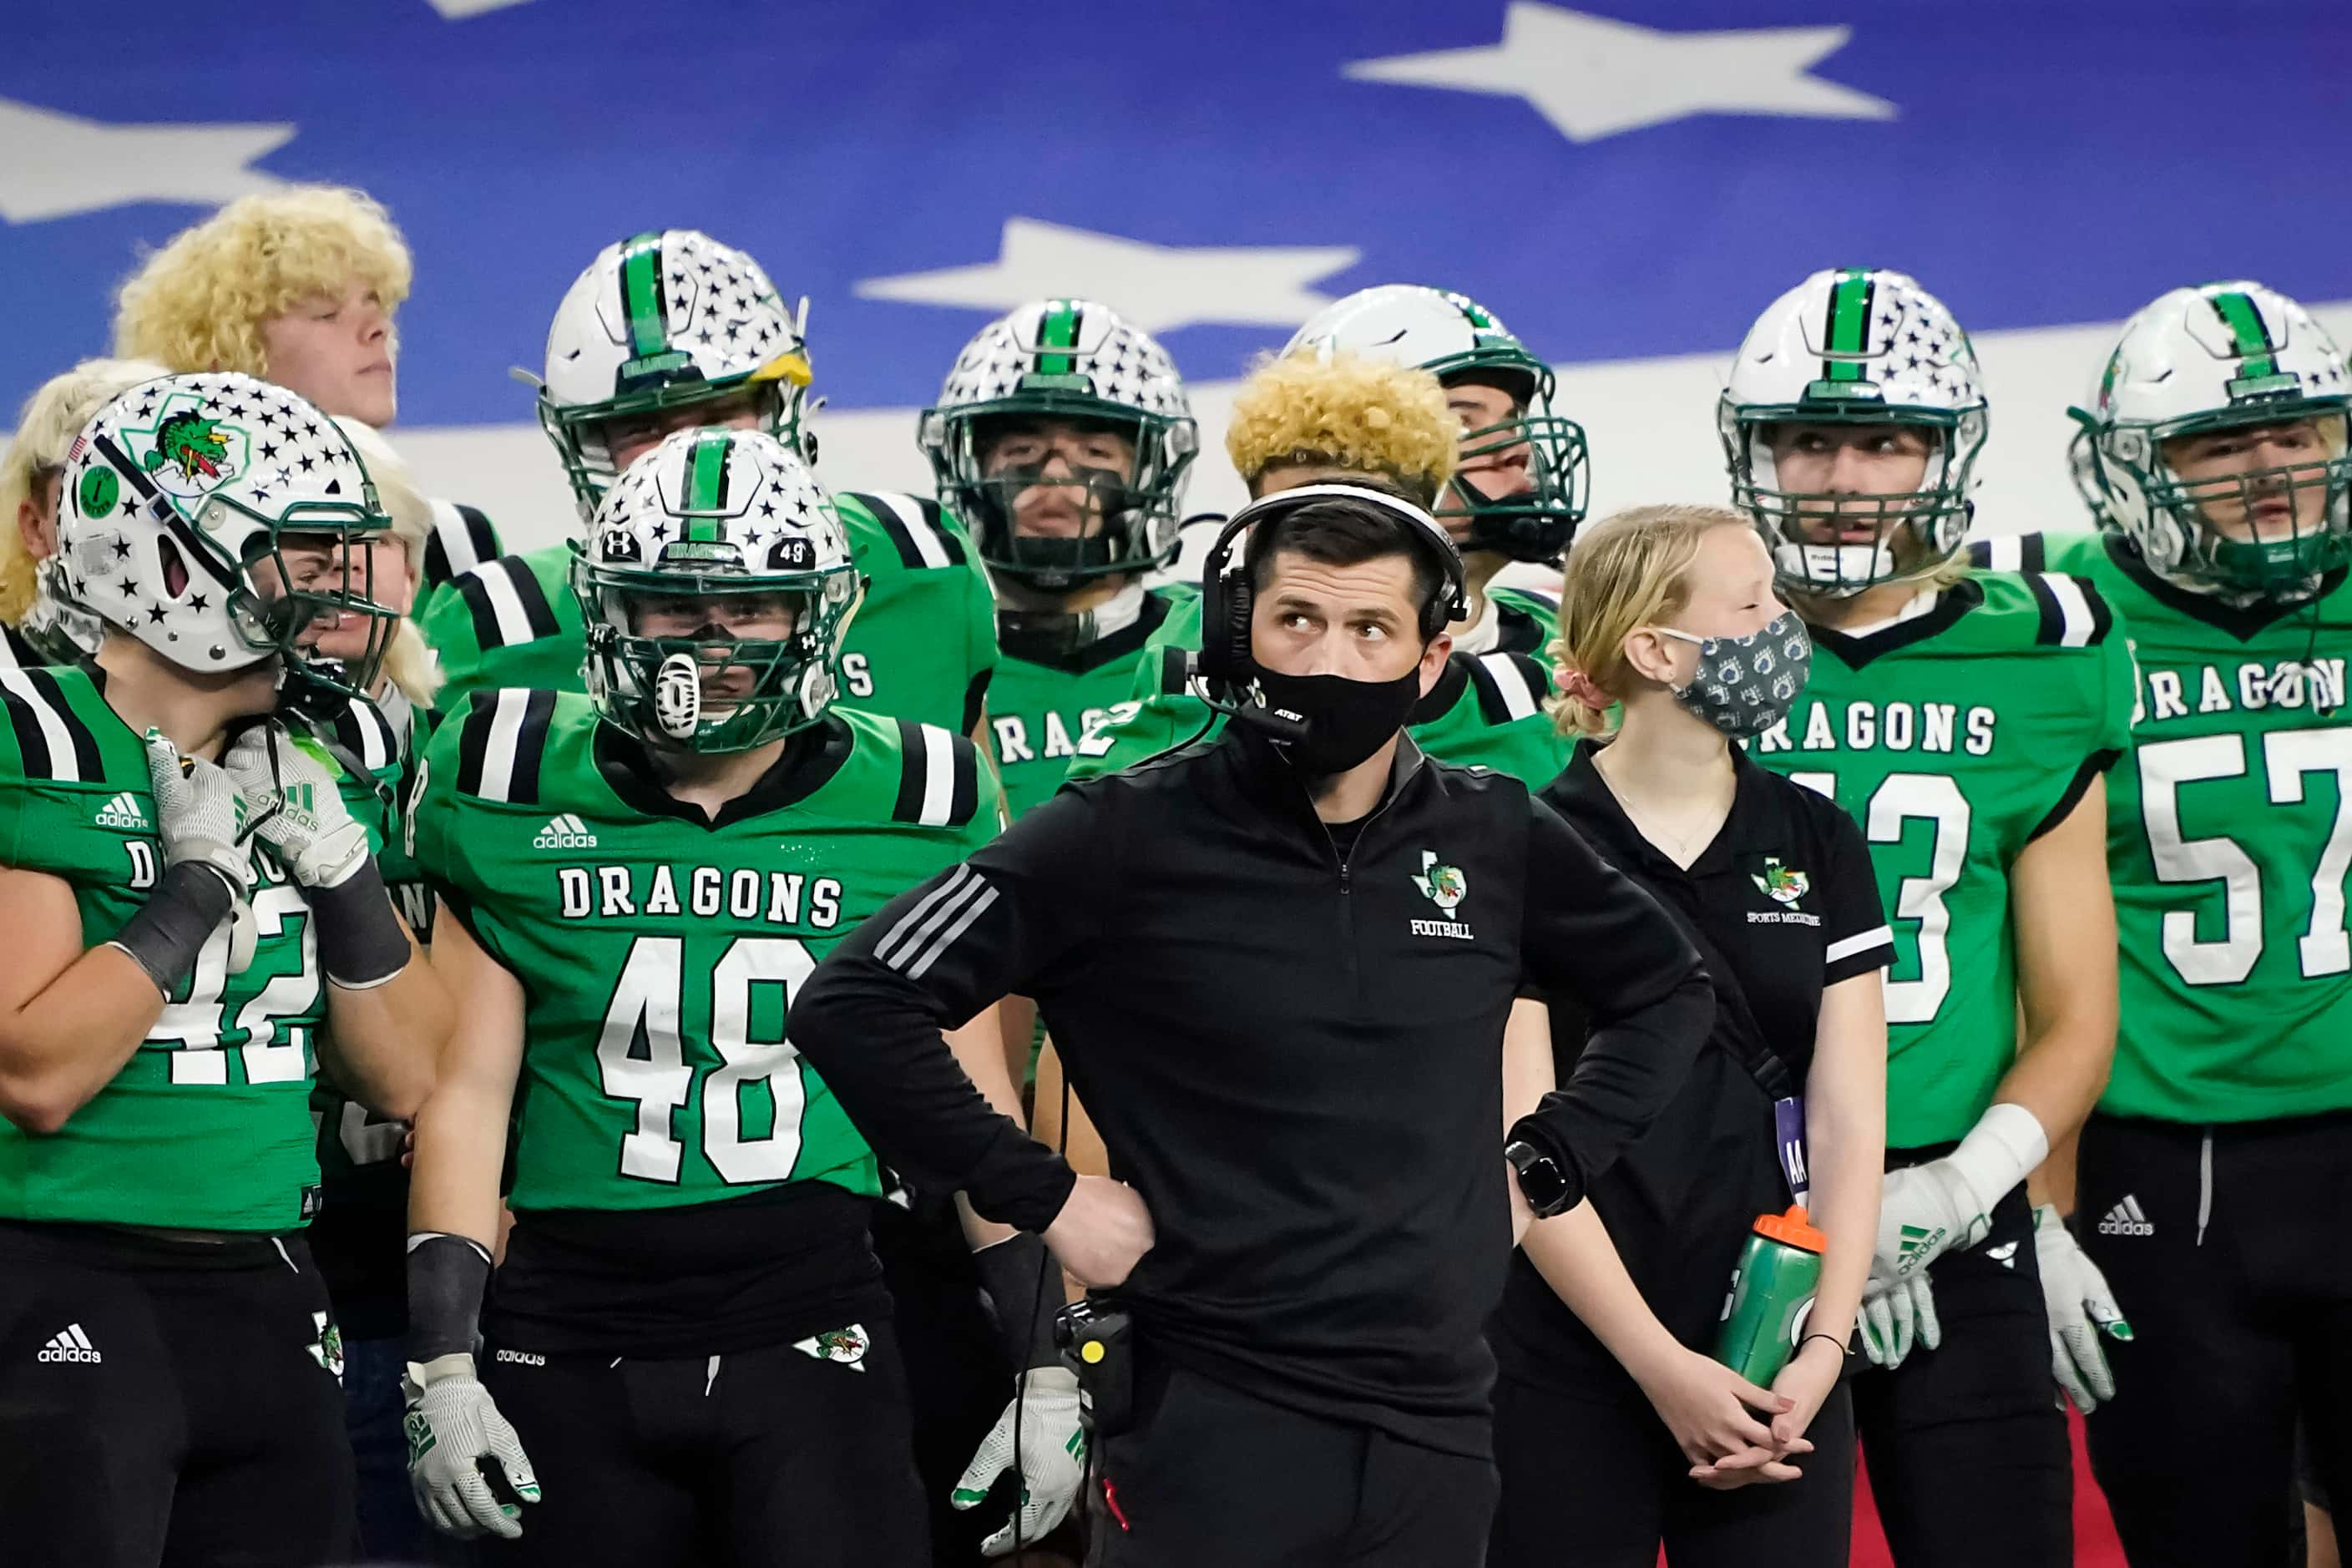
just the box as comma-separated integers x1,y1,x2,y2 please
20,556,104,665
1285,284,1587,561
920,298,1196,591
56,372,396,697
1721,268,1988,596
573,427,859,753
2071,281,2352,601
539,230,812,518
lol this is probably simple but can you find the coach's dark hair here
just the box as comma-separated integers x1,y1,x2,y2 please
1243,492,1451,641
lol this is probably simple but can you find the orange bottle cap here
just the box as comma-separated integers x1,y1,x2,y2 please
1753,1204,1828,1253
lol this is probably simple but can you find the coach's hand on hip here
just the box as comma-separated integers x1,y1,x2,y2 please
1044,1175,1155,1287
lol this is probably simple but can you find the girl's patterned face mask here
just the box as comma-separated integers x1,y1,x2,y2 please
1654,611,1813,738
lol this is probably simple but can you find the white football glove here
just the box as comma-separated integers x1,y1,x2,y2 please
951,1367,1086,1556
1873,1158,1993,1282
141,729,252,897
1858,1265,1942,1369
2034,1204,2130,1412
224,725,371,888
402,1353,541,1540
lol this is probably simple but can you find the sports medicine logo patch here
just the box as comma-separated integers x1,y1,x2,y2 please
1751,857,1809,905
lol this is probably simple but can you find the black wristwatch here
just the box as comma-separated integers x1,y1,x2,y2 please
1505,1140,1576,1220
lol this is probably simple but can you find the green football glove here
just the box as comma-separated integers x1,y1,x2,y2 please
952,1368,1086,1556
402,1353,541,1540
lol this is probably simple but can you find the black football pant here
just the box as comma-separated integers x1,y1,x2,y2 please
2078,1109,2352,1567
871,1191,1019,1566
0,1221,354,1568
1489,1372,1854,1566
478,1324,928,1567
1086,1353,1495,1568
1852,1173,2072,1567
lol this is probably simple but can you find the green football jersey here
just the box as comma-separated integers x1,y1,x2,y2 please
988,585,1195,818
1747,573,2136,1147
1983,531,2352,1124
410,691,1000,1214
0,665,329,1232
1065,583,1570,788
419,492,999,736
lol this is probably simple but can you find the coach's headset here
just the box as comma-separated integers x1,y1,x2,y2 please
1190,482,1470,743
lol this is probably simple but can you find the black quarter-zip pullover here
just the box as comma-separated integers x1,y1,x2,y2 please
791,723,1711,1454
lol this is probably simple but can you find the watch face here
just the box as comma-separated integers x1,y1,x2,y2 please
1506,1141,1569,1214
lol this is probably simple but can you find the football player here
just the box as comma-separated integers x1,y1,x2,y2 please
1066,348,1567,787
923,298,1197,820
420,229,995,739
0,358,169,669
1726,268,2131,1567
0,371,444,1565
908,298,1195,1563
1285,282,1588,652
112,184,504,592
286,417,462,1562
1972,281,2352,1566
402,428,1035,1566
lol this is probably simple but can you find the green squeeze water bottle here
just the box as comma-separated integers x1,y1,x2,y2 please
1713,1205,1827,1385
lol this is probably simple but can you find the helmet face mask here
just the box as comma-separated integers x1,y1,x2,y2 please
539,230,813,520
1439,365,1590,562
57,372,397,702
1285,286,1589,563
1720,269,1988,598
2076,282,2352,605
923,301,1196,593
574,427,859,755
1730,408,1980,598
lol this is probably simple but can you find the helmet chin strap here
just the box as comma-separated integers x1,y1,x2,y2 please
994,579,1147,660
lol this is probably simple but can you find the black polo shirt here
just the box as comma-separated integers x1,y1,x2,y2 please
1490,739,1894,1402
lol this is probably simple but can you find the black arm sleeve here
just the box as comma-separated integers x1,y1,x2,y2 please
790,787,1110,1234
1508,798,1714,1193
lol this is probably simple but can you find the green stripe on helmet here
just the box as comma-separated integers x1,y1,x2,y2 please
1035,299,1080,377
685,430,731,523
1821,270,1874,382
619,231,671,361
2211,291,2280,381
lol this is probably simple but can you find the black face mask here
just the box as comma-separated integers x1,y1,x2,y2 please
1241,663,1424,777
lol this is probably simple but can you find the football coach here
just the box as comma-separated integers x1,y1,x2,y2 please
790,483,1713,1567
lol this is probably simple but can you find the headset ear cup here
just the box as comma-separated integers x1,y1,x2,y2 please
1222,568,1253,679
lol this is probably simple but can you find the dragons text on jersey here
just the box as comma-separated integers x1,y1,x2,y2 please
1745,573,2135,1147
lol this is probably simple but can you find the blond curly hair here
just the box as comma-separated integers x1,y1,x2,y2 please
331,418,442,708
1225,352,1457,506
0,357,170,626
114,186,412,380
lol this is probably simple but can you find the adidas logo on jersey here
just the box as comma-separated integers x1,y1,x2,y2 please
534,812,598,850
2097,1196,2155,1237
494,1348,545,1367
38,1323,101,1363
94,792,149,831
